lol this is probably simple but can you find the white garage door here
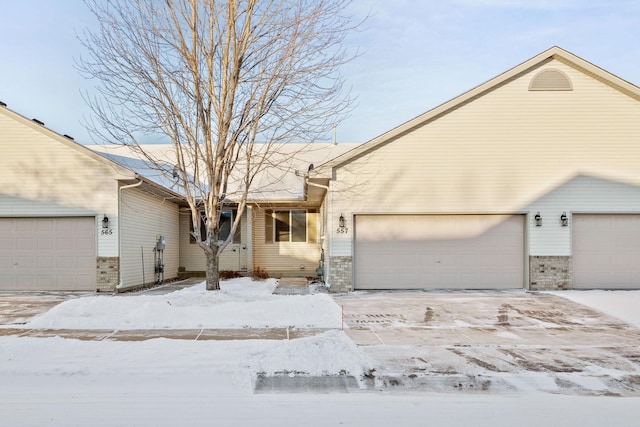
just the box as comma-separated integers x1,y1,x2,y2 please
0,217,96,291
573,214,640,289
354,214,524,290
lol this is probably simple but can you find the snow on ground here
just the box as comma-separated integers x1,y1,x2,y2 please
548,289,640,327
24,278,343,329
3,283,640,425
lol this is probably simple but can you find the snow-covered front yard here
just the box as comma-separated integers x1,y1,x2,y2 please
1,278,640,426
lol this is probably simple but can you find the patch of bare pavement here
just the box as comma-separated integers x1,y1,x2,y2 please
333,291,640,396
0,292,89,326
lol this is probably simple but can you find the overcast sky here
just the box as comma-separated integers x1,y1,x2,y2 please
1,0,639,144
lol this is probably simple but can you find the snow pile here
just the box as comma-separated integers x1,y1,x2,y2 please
547,290,640,327
0,330,371,390
25,278,343,330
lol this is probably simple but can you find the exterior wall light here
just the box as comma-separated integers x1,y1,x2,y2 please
102,214,110,229
560,212,568,227
337,214,348,234
534,212,542,227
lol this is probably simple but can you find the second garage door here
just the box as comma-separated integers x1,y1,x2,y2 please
573,214,640,289
0,217,96,291
354,214,524,290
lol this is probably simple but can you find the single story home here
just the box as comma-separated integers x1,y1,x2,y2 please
311,46,640,292
0,103,353,291
3,46,640,293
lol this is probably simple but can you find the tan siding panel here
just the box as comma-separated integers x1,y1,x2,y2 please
0,111,121,258
120,188,179,286
252,207,320,275
331,59,640,263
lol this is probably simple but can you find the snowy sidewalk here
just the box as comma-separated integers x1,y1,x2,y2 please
0,326,331,341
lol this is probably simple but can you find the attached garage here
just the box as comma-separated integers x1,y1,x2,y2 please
0,217,96,291
573,214,640,289
354,214,524,290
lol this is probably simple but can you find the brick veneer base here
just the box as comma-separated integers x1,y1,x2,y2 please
96,257,119,292
529,256,572,290
328,256,352,293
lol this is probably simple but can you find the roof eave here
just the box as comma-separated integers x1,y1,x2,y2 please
315,46,640,173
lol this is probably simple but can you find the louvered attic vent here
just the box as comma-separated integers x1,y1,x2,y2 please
529,68,573,91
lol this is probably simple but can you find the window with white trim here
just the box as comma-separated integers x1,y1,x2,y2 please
264,209,317,244
275,209,307,242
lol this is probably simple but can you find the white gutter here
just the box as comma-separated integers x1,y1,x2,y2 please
305,179,330,191
116,179,143,292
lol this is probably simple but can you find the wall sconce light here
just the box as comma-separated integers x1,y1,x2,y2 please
560,212,568,227
337,214,349,234
102,214,110,229
534,212,542,227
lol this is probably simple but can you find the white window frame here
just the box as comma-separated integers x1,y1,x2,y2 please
274,209,307,243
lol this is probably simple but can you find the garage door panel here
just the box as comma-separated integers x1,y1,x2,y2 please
355,215,524,290
573,214,640,289
0,217,96,291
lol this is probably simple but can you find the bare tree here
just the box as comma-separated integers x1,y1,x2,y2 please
79,0,358,290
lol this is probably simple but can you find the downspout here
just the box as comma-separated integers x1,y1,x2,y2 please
306,179,332,285
116,178,143,291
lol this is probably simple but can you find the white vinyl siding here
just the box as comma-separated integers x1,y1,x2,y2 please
120,188,179,287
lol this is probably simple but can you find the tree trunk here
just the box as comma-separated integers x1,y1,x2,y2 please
205,247,220,291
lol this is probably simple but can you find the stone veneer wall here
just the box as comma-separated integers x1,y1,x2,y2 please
328,256,352,293
97,257,119,292
529,256,572,290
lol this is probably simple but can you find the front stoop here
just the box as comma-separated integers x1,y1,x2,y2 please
273,277,310,295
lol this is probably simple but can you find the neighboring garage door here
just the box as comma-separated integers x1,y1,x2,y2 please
354,214,524,290
0,217,96,291
573,214,640,289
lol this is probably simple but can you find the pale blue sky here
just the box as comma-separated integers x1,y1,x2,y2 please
1,1,639,144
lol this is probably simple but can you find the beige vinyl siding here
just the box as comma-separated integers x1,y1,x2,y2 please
252,208,320,275
527,175,640,255
178,210,248,272
330,59,640,259
0,109,122,258
120,188,179,287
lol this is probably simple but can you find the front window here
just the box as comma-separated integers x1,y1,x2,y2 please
190,210,240,244
275,210,307,242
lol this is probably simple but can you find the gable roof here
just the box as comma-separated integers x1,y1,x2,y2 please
0,103,184,200
0,103,134,179
311,46,640,177
89,142,359,203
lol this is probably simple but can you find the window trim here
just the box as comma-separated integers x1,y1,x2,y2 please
273,209,308,243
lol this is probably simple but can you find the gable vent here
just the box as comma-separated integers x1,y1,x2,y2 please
529,68,573,91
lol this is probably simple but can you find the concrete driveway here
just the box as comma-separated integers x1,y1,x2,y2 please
333,290,640,395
